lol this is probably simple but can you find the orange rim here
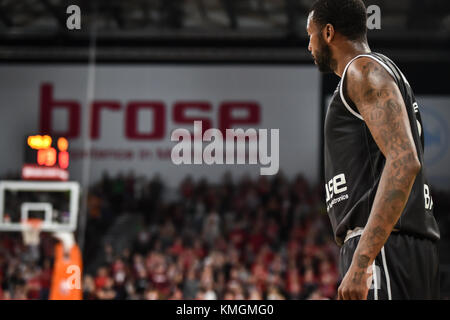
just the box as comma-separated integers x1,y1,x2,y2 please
22,218,43,229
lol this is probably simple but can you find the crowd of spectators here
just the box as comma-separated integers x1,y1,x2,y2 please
82,172,339,300
0,232,54,299
1,171,450,300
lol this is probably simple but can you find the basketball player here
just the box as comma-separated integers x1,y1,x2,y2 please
306,0,440,299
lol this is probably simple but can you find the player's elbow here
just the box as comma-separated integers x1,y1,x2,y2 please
409,158,422,176
404,152,422,177
387,150,421,178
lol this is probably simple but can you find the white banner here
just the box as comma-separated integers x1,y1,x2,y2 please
0,65,320,187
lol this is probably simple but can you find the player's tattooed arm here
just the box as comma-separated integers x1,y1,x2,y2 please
337,58,421,300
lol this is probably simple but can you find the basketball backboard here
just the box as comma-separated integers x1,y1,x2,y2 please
0,180,80,232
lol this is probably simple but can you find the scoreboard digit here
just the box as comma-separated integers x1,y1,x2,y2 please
22,135,70,181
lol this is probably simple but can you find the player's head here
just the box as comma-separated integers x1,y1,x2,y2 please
307,0,368,73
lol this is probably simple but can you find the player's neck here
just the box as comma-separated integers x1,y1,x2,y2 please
334,41,371,77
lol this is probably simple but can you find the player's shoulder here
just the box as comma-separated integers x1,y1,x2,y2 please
345,55,394,88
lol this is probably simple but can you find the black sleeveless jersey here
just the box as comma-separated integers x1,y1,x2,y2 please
324,52,440,246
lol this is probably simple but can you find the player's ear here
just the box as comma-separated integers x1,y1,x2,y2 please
323,23,335,43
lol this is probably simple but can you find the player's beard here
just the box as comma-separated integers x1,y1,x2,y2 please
314,37,336,74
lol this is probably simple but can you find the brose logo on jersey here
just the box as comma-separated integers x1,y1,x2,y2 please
325,173,349,212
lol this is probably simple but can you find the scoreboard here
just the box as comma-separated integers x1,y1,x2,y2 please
22,135,70,181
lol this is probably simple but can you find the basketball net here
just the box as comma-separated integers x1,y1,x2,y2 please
21,218,42,246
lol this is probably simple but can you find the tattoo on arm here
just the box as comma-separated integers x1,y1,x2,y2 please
352,270,365,284
345,58,421,270
356,255,370,269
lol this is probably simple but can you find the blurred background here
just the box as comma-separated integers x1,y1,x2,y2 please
0,0,449,300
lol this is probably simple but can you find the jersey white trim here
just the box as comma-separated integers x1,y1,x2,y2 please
340,53,397,121
340,55,365,121
372,261,378,300
381,246,392,300
344,227,364,243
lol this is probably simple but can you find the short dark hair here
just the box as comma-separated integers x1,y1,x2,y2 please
310,0,367,41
